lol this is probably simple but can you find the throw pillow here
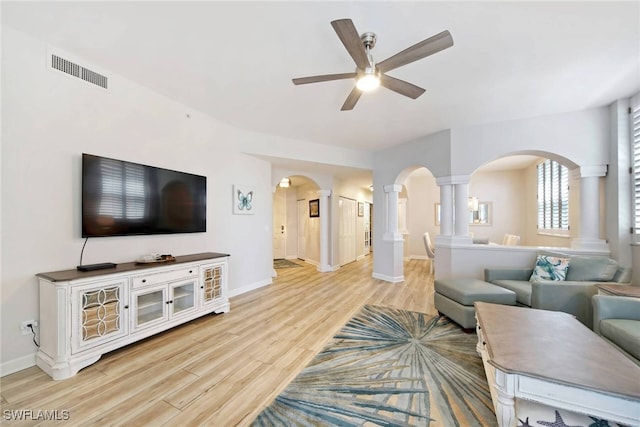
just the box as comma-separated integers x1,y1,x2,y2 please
565,256,618,281
529,255,570,281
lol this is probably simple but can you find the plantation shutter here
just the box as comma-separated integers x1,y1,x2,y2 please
537,159,569,230
632,94,640,233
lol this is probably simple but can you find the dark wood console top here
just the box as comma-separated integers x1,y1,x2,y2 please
37,252,229,282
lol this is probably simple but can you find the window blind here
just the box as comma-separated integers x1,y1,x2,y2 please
632,94,640,232
537,159,569,230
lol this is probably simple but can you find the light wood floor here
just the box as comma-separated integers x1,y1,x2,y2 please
0,256,436,426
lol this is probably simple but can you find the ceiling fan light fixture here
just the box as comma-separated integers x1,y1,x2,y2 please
356,68,380,92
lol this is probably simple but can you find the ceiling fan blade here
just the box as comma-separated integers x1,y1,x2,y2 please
292,72,356,85
380,74,425,99
331,19,369,70
341,87,362,111
377,30,454,73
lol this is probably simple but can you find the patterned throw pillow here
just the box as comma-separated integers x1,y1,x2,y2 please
529,255,570,281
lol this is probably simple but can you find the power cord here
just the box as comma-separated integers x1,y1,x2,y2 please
27,323,40,348
79,236,89,267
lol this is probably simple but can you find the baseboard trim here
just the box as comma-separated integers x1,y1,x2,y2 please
372,272,405,283
1,353,36,378
228,278,272,298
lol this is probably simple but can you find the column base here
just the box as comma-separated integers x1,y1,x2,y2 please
317,264,334,273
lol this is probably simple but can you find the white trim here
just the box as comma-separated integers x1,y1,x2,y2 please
436,175,471,186
372,272,405,283
1,353,36,377
228,278,272,298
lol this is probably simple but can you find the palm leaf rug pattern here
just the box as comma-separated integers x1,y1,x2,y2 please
253,305,496,426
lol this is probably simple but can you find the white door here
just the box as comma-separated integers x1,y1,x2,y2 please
297,200,307,260
339,197,357,266
273,188,286,259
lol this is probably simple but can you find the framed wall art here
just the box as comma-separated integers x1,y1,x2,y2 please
233,185,254,215
309,199,319,218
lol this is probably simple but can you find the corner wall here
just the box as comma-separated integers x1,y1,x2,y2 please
1,27,276,374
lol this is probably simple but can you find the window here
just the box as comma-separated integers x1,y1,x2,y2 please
98,157,146,220
632,94,640,233
537,159,569,231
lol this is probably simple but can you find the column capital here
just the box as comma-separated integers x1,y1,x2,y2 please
318,189,331,197
383,184,403,193
436,175,471,186
580,165,607,178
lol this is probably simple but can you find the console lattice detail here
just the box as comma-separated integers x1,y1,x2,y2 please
203,266,222,302
81,286,120,340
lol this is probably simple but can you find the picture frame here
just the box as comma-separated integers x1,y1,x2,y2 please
309,199,320,218
358,202,364,217
233,185,254,215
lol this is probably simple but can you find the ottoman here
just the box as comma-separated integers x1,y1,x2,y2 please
434,278,517,329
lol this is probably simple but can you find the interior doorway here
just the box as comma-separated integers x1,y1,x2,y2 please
339,197,357,266
273,186,286,259
297,199,307,260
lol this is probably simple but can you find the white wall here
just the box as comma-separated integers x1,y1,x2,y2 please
372,130,452,280
1,28,276,373
405,172,439,258
372,107,619,281
2,26,381,373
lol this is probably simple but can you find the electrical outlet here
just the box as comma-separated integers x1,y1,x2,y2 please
20,320,38,335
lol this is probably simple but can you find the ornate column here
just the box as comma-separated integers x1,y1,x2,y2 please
383,184,403,241
438,182,453,237
454,182,470,239
436,175,472,243
318,189,332,272
572,165,608,251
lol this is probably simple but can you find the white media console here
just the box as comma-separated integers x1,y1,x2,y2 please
36,252,229,380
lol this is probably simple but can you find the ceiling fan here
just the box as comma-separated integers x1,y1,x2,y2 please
293,19,454,111
293,19,453,111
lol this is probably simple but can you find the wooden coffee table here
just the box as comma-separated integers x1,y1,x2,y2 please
595,283,640,298
474,302,640,427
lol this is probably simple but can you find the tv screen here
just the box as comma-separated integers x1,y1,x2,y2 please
82,153,206,237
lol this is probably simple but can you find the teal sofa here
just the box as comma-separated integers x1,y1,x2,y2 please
484,253,632,329
592,295,640,365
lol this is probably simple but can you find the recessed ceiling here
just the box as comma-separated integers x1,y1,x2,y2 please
3,1,638,155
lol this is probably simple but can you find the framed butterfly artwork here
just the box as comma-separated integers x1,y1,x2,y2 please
233,185,254,215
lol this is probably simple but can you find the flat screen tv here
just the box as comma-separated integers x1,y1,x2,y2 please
82,153,206,237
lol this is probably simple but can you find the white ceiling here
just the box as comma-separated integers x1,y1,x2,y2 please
3,1,639,173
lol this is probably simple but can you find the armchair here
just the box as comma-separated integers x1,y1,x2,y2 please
592,295,640,365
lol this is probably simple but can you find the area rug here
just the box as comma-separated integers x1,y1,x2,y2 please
252,305,496,426
273,259,303,269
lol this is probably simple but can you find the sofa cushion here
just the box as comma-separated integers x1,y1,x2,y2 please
566,256,618,281
490,280,532,306
599,319,640,361
529,255,570,281
434,278,516,306
538,250,618,282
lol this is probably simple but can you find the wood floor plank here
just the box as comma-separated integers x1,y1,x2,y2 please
0,256,436,426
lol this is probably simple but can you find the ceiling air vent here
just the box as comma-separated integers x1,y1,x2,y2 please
51,54,108,89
